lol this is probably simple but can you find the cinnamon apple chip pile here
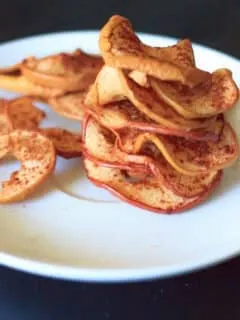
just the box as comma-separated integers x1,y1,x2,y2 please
0,15,238,212
0,47,103,202
82,15,239,213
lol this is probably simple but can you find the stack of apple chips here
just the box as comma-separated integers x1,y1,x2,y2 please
82,15,239,213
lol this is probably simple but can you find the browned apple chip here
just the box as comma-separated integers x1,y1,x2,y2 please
40,128,82,159
0,130,56,203
48,91,86,120
21,49,103,92
99,15,210,87
84,159,222,214
5,96,45,130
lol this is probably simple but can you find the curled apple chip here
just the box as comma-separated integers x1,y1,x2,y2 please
21,49,103,92
142,38,195,69
84,159,222,214
40,128,82,159
5,96,45,130
150,69,239,119
119,123,239,176
87,100,224,141
0,130,56,203
136,143,221,198
99,15,210,87
85,66,218,132
0,74,65,98
82,114,149,171
48,91,86,120
82,115,220,197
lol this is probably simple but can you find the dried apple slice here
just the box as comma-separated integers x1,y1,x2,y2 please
84,159,222,214
87,100,224,141
82,115,221,197
142,38,196,68
4,97,82,159
21,49,103,92
40,128,82,159
82,114,149,171
5,96,45,130
85,66,218,132
137,143,221,198
48,91,86,120
0,130,56,203
99,15,210,87
0,74,65,98
119,123,239,176
150,69,239,119
85,66,125,106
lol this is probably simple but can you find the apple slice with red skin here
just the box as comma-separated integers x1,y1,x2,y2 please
82,114,222,198
81,113,151,171
118,122,239,176
85,66,220,137
86,100,224,142
84,159,222,214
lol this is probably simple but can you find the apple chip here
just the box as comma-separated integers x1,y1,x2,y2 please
85,66,218,132
0,130,56,203
150,69,239,119
40,128,82,159
99,15,210,86
5,96,45,130
48,91,86,120
0,74,65,98
119,123,239,175
21,49,103,92
82,115,220,197
84,159,222,214
86,101,224,141
82,114,149,170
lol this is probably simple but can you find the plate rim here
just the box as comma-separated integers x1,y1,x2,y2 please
1,249,239,282
1,29,240,63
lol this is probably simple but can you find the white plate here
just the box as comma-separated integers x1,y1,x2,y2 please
0,31,239,282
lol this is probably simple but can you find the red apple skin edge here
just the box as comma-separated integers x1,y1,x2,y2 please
81,146,149,173
84,160,223,215
81,114,227,198
85,108,223,142
84,111,239,176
